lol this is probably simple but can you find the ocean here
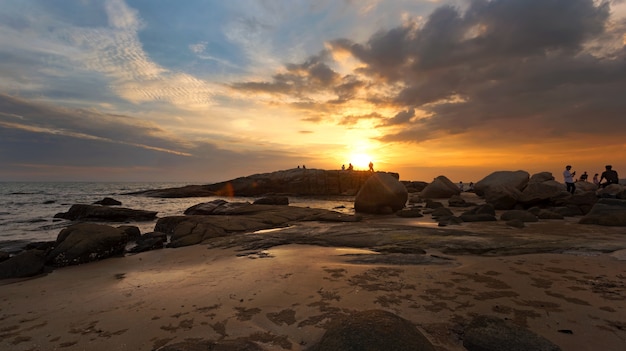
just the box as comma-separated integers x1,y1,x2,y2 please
0,182,355,253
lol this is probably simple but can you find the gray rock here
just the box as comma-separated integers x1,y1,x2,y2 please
46,223,129,267
54,204,157,222
579,198,626,226
464,315,561,351
308,310,436,351
128,232,166,253
355,173,408,214
438,216,463,226
529,172,555,183
448,194,477,207
117,225,141,240
484,185,523,210
0,250,46,279
474,170,530,197
431,207,454,218
157,204,359,248
463,203,496,216
396,208,424,218
425,200,444,209
420,175,461,199
519,180,568,207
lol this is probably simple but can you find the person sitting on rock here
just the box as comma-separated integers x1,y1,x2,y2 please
599,165,619,188
347,163,354,171
579,171,588,182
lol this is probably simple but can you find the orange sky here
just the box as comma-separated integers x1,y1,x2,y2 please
1,0,625,183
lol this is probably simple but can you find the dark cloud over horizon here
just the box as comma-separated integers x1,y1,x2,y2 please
233,0,626,146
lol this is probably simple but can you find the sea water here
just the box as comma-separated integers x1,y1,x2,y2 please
0,182,355,253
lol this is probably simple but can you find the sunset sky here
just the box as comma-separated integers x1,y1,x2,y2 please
1,0,625,183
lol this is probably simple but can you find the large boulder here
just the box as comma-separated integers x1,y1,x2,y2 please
0,250,46,279
464,315,561,351
474,171,530,197
529,172,555,183
519,180,568,207
596,184,626,199
54,204,157,222
308,310,436,351
46,223,129,267
420,176,461,199
579,198,626,226
483,185,523,210
354,173,408,214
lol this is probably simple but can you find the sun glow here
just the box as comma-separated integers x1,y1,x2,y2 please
349,153,372,170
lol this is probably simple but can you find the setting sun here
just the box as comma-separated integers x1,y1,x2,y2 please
349,153,372,170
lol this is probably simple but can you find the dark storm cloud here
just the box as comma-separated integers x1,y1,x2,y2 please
233,0,626,145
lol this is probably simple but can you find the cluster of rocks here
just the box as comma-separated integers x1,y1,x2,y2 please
0,197,359,280
407,170,626,227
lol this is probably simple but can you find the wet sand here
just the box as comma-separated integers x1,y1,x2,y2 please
1,235,625,350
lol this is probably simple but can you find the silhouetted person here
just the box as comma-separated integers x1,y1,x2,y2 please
458,181,464,191
599,165,619,188
579,171,588,182
347,163,354,171
593,173,599,186
341,164,345,171
563,165,576,194
302,165,306,169
368,161,374,172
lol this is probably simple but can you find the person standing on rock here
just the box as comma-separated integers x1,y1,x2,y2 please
563,165,576,194
599,165,619,188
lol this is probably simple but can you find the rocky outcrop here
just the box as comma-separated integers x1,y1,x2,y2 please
464,315,561,351
156,204,360,248
128,169,400,198
308,310,436,351
46,223,129,267
54,204,157,222
579,198,626,226
420,175,461,199
354,173,408,214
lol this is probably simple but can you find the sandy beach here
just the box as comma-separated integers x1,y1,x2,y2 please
1,204,625,351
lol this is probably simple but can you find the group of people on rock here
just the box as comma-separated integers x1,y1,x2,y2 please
563,164,620,194
341,162,375,172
